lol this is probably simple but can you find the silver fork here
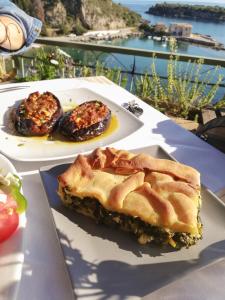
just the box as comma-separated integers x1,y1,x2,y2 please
0,85,30,93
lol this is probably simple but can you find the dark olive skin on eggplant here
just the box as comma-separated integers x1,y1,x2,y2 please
14,91,63,136
59,101,111,141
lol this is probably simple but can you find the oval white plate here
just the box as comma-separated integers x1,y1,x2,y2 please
0,154,26,300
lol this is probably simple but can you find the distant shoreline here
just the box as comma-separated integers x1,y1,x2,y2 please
61,28,142,43
40,30,225,53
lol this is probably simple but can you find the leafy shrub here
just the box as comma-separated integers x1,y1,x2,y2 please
139,22,153,32
73,22,87,36
14,46,224,119
135,54,223,119
16,47,66,81
15,48,128,88
59,23,71,35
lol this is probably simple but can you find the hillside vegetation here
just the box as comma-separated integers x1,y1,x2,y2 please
13,0,141,36
147,2,225,22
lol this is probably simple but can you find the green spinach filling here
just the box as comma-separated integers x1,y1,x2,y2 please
62,191,203,249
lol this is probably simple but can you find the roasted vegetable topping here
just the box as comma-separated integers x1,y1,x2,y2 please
59,100,111,141
20,92,59,126
70,101,110,129
14,91,63,136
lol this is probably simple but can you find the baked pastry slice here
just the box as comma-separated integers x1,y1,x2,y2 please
58,148,202,249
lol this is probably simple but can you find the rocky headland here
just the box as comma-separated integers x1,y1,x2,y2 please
147,3,225,22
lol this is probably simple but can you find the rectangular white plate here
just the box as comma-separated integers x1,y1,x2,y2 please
0,87,143,161
40,145,225,299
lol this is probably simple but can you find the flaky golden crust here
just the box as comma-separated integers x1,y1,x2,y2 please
58,148,201,235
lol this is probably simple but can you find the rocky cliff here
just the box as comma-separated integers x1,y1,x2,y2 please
13,0,141,35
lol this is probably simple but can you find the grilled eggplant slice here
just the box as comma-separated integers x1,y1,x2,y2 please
14,91,63,136
59,100,111,141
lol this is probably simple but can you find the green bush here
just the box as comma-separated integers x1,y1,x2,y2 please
59,23,71,35
15,46,224,119
139,22,152,32
17,47,66,81
73,22,87,36
15,48,128,89
135,54,223,119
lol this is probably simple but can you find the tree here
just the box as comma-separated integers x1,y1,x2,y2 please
12,0,32,13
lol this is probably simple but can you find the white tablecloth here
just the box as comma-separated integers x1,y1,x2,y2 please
1,77,225,300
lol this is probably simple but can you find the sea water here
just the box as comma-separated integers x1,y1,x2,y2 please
66,0,225,101
112,0,225,58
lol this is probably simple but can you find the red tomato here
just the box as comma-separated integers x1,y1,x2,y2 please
0,191,19,243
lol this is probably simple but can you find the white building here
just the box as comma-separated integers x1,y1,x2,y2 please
169,23,192,37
